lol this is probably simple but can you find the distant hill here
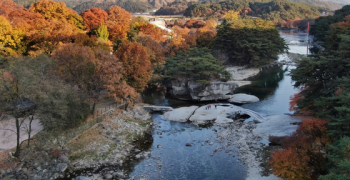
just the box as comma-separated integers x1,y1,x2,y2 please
174,0,324,21
289,0,343,10
320,0,350,5
73,0,153,13
12,0,199,12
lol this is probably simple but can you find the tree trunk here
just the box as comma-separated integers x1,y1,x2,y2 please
92,102,96,114
14,117,21,158
28,115,33,148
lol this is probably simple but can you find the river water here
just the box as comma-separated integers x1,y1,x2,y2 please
126,32,310,180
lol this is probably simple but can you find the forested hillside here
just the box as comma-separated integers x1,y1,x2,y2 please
73,0,153,13
321,0,350,5
289,0,342,10
310,5,350,42
179,0,323,21
269,5,350,180
12,0,200,10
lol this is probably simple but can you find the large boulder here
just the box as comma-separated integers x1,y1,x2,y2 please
253,115,301,140
163,106,199,122
228,93,260,104
165,79,238,101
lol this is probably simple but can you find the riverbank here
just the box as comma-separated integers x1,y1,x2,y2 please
66,105,152,179
0,104,153,180
226,66,260,87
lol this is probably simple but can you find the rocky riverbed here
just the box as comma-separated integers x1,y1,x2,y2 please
0,104,153,180
158,104,301,180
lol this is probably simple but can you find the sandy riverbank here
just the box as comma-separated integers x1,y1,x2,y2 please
226,66,260,87
0,115,43,150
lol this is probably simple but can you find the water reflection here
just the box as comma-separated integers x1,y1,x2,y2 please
234,66,288,100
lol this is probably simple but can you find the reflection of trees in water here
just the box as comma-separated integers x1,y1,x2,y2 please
141,87,167,105
235,66,288,100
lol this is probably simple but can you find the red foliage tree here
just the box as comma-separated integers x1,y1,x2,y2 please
0,0,23,18
269,118,328,180
135,35,166,69
184,19,206,29
133,22,168,43
81,8,108,32
114,41,152,92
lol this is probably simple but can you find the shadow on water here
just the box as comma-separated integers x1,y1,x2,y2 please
142,87,225,108
234,66,288,100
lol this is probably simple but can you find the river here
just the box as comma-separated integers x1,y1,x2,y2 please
125,32,310,180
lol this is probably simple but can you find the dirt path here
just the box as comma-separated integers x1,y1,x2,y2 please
0,116,43,150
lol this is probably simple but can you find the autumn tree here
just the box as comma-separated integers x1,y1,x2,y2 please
269,118,328,180
0,15,25,56
130,21,167,43
0,0,23,18
73,33,110,52
106,6,131,42
0,56,90,157
52,43,135,110
184,19,206,29
135,35,166,70
114,41,152,92
224,10,240,22
52,43,96,87
93,49,138,109
0,64,37,157
80,8,108,32
94,22,109,41
195,25,217,48
166,26,196,56
29,0,84,31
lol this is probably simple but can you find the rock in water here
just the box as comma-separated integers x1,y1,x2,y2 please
185,143,192,146
104,174,113,179
228,93,260,104
163,106,199,122
76,176,91,180
165,78,238,101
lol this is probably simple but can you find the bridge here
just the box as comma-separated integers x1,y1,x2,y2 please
143,106,174,112
234,108,266,123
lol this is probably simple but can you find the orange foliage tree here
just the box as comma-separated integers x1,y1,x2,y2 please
132,21,168,43
166,26,196,56
135,35,166,70
94,49,138,105
269,118,329,180
29,0,84,31
184,19,206,29
52,43,137,108
106,6,131,42
52,43,96,87
28,18,77,54
0,0,22,18
114,41,152,92
195,24,217,48
73,33,110,52
80,8,108,32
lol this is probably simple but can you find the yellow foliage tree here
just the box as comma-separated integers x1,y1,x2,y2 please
224,10,240,22
0,15,25,56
